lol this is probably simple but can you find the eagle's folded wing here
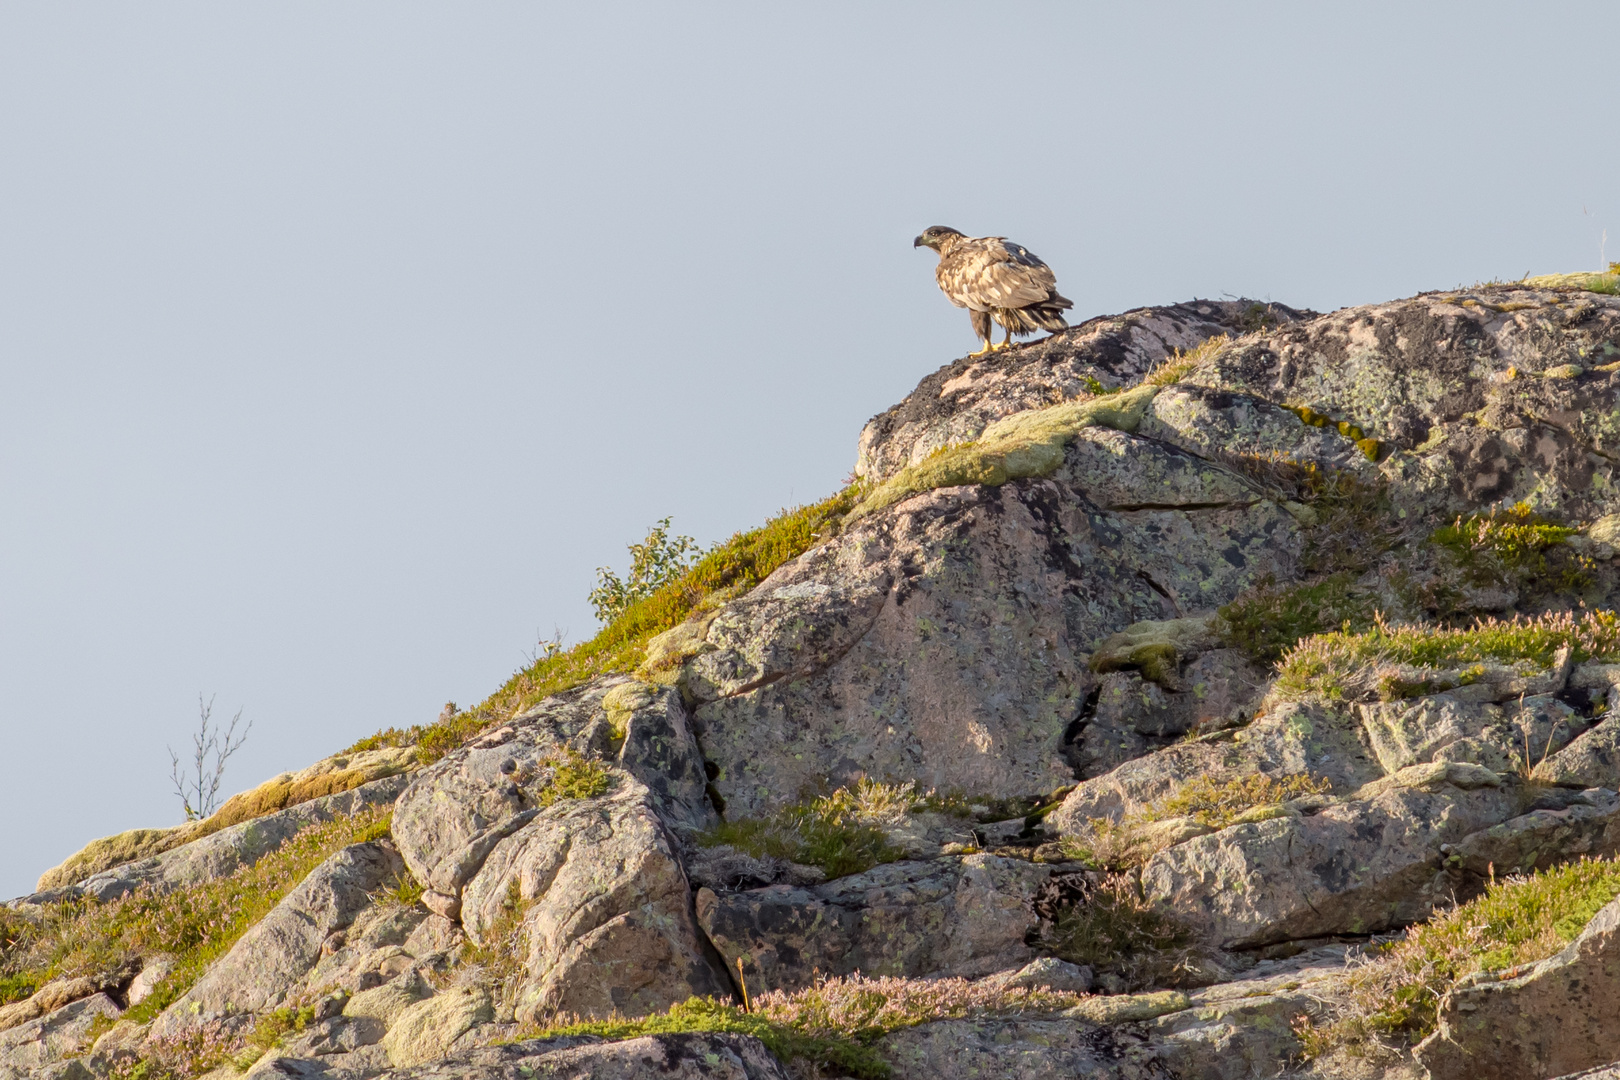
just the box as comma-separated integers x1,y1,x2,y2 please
946,238,1059,311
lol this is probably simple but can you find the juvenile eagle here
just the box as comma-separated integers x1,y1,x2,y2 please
914,226,1072,357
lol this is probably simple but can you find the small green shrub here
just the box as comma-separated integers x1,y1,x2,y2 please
0,971,39,1006
246,1003,318,1052
699,779,932,879
535,750,613,806
588,517,702,624
1274,610,1620,702
1431,502,1591,594
347,487,861,759
1037,874,1196,986
1309,856,1620,1052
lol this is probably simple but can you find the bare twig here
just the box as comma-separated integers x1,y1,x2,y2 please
168,693,252,822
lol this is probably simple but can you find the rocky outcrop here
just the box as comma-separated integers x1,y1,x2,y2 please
10,282,1620,1080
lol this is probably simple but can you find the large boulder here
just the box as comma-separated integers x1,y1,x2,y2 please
391,679,728,1022
150,841,404,1037
457,777,730,1023
694,854,1059,994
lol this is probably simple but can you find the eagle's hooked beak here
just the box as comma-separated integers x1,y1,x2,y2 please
913,235,928,249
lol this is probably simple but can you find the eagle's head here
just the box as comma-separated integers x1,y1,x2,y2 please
913,226,964,254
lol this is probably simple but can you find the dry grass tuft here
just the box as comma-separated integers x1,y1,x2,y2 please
0,806,393,1028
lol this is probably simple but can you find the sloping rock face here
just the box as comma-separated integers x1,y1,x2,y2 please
11,283,1620,1080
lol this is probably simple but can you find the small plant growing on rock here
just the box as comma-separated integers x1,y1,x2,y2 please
1063,772,1334,871
534,750,613,806
589,517,702,624
1430,502,1592,596
1035,874,1197,988
1304,856,1620,1055
699,779,933,879
168,694,252,822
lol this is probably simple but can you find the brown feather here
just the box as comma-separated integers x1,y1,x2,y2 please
931,233,1072,341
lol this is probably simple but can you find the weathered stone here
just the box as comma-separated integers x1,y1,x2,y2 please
1358,692,1586,777
688,466,1293,819
879,1016,1175,1080
455,775,729,1023
1140,771,1518,947
381,985,493,1068
152,841,404,1037
344,967,434,1027
0,993,119,1077
1444,789,1620,877
373,1032,791,1079
695,854,1054,994
126,954,176,1008
855,299,1310,484
985,956,1094,993
391,677,713,925
1418,893,1620,1080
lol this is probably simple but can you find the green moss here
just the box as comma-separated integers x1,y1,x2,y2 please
1318,856,1620,1047
348,487,862,759
0,806,393,1026
0,971,39,1006
1274,610,1620,702
846,384,1160,522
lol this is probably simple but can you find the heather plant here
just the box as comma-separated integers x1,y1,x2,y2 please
522,973,1090,1078
1303,856,1620,1055
1273,609,1620,702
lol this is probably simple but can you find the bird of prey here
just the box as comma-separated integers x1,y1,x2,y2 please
914,226,1072,357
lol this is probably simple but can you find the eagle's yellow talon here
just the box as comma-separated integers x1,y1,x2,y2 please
969,342,994,357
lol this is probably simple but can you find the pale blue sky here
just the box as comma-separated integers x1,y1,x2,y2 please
2,2,1616,897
